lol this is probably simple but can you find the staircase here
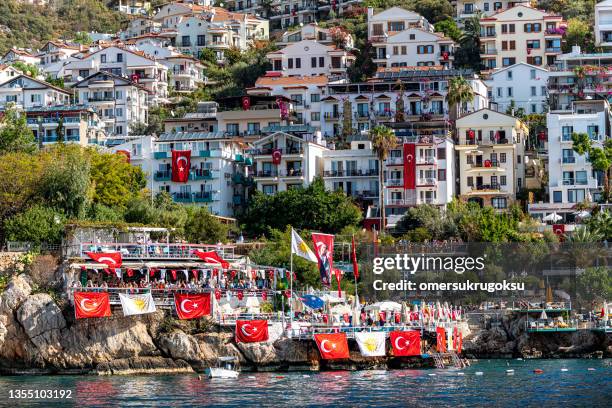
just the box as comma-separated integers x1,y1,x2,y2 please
449,351,463,368
431,353,445,368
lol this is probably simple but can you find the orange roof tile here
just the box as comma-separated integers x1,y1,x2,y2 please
255,75,329,87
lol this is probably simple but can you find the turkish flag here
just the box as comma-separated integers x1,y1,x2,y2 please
117,150,130,163
235,320,269,343
193,250,230,269
312,233,334,286
314,333,349,359
85,251,122,268
390,331,421,356
351,236,359,280
171,150,191,183
241,96,251,110
174,293,211,319
272,148,282,165
436,327,447,352
403,143,416,189
74,292,111,319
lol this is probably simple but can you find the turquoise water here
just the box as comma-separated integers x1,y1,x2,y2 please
0,359,610,407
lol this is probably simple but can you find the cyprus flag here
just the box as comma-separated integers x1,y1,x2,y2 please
291,228,318,263
355,331,386,357
119,293,156,316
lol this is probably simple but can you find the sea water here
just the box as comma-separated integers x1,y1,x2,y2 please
0,359,610,407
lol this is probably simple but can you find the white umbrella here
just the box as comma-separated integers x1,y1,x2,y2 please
364,301,402,312
331,303,352,314
603,301,609,324
542,212,562,222
573,210,591,218
245,296,260,308
540,310,548,320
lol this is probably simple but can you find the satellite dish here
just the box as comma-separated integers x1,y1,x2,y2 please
386,54,391,59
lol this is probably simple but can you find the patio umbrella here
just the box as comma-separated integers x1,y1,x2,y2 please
540,310,548,320
542,212,562,222
573,210,591,218
603,301,609,324
299,294,324,310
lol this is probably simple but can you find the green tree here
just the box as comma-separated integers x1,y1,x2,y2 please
564,18,595,53
576,267,612,303
4,204,65,245
199,48,217,65
73,31,92,45
0,152,43,228
586,210,612,240
184,206,229,244
11,61,38,77
454,15,481,72
412,0,454,23
446,76,474,119
434,18,462,42
240,178,362,237
369,125,397,230
572,132,612,201
0,104,37,154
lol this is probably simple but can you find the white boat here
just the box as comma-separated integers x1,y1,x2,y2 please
207,356,240,379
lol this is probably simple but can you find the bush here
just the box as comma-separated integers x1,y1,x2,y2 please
4,205,65,245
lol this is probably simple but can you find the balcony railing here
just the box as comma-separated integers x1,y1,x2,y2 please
154,170,171,181
386,179,403,187
545,47,562,53
251,147,302,155
254,170,303,177
417,178,437,186
324,112,340,119
416,157,436,165
562,157,576,164
324,169,379,177
562,178,588,186
471,183,501,191
190,169,215,180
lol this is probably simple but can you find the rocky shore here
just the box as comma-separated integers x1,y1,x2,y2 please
0,275,610,375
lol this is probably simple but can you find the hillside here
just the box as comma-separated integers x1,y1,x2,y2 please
0,0,126,54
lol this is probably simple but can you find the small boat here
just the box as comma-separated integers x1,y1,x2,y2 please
207,356,240,379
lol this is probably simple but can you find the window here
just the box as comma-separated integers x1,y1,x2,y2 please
507,70,512,80
273,60,281,71
541,86,547,96
417,45,434,54
393,46,399,55
467,155,473,164
501,24,507,34
388,21,405,31
311,57,317,68
247,122,260,134
437,169,446,181
562,125,573,141
311,93,320,103
226,123,239,136
497,87,503,97
562,149,575,163
288,58,293,69
372,24,383,36
409,34,415,40
101,54,106,63
524,23,542,33
587,125,599,139
530,69,536,79
494,2,502,10
553,191,562,203
319,57,324,67
467,176,474,187
527,40,540,49
401,46,407,55
262,185,277,195
500,175,507,186
117,53,123,63
484,3,489,11
502,57,516,67
576,170,588,185
527,56,543,66
437,148,446,160
115,108,123,118
568,189,585,203
295,58,301,69
531,104,537,113
492,197,507,209
311,112,320,121
507,87,513,97
500,153,506,163
531,86,537,96
181,36,190,47
509,41,516,50
30,94,41,104
197,35,206,46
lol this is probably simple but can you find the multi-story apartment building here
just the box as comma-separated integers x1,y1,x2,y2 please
250,131,327,194
277,23,354,48
547,46,612,112
216,95,295,137
266,39,355,78
454,0,529,19
322,136,380,209
122,17,162,39
164,101,218,133
0,48,40,66
0,64,22,84
24,105,106,146
595,0,612,47
63,45,169,105
248,74,331,131
485,62,549,114
72,71,149,136
115,0,152,15
480,5,565,72
545,99,608,207
37,41,85,67
153,1,214,27
111,132,250,216
455,108,527,209
0,74,70,111
367,7,455,69
320,67,489,139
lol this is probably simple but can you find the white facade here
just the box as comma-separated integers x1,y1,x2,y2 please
0,65,22,84
0,49,40,66
595,0,612,47
111,132,249,216
250,131,328,194
24,106,106,146
456,109,527,209
546,100,607,206
278,23,354,48
62,45,169,105
73,71,149,137
485,63,549,114
267,40,355,78
122,18,162,39
0,75,70,111
455,0,530,19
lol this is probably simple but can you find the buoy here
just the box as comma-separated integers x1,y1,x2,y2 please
457,372,465,376
533,369,544,374
506,369,514,375
516,358,523,361
588,368,596,371
334,375,342,379
428,373,436,376
302,375,310,378
276,375,285,379
561,368,569,372
475,371,484,376
248,376,256,379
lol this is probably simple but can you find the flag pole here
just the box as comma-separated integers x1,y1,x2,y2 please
289,251,293,337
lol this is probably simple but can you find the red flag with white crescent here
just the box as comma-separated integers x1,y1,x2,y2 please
174,293,211,319
403,143,416,189
85,251,122,268
235,320,269,343
272,148,282,165
193,250,230,269
74,292,111,319
436,327,447,352
314,333,349,359
389,331,421,356
351,235,359,280
171,150,191,183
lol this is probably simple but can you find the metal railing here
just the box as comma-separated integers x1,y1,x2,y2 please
77,242,236,260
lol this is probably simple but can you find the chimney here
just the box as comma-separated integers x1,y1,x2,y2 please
367,7,374,20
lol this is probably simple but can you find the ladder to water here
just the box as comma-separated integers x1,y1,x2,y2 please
449,351,463,368
431,353,445,368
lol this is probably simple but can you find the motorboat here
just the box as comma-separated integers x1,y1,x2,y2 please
207,356,240,379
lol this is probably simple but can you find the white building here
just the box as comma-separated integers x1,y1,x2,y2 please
72,71,149,136
122,17,162,39
455,0,530,19
595,0,612,47
0,48,40,66
277,23,354,49
545,99,607,209
250,131,328,194
115,0,152,15
485,62,549,114
164,101,218,133
62,45,169,105
266,40,355,78
322,136,379,208
367,7,432,38
455,108,527,209
0,74,70,111
111,132,250,216
0,64,22,84
23,105,106,146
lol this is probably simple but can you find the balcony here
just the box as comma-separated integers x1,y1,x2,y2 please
375,110,394,119
355,111,370,120
469,183,502,193
562,178,588,186
323,169,379,177
154,170,171,181
545,47,562,53
254,170,279,178
356,190,379,198
416,157,436,165
386,179,403,187
324,112,340,120
480,48,498,55
234,154,244,162
417,178,437,186
190,169,215,180
173,192,193,203
386,157,403,166
468,162,505,172
87,96,115,102
194,192,216,202
562,157,576,164
154,151,169,159
251,147,302,155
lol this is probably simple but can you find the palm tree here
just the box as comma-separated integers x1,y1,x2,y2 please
446,76,474,120
369,125,398,231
